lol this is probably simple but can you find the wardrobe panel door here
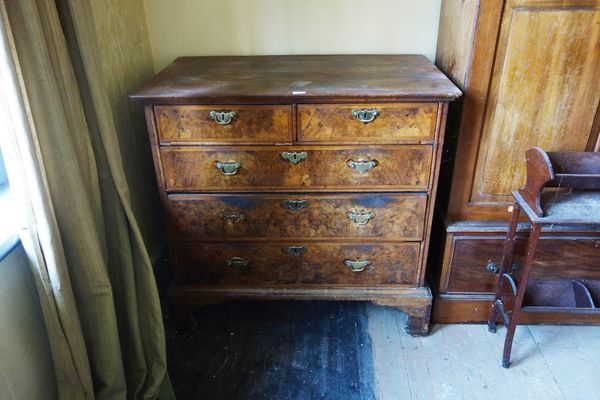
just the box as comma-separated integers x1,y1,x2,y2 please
471,0,600,205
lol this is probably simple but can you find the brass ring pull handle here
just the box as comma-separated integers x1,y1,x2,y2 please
209,110,237,125
347,211,373,225
352,108,380,123
222,212,246,224
281,151,308,165
347,159,378,174
227,257,250,268
282,199,309,211
215,161,241,175
286,245,307,256
344,259,371,272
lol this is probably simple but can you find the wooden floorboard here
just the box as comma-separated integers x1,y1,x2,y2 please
366,304,412,399
486,325,565,399
528,325,600,400
167,301,600,400
414,324,464,400
395,312,436,400
439,324,497,400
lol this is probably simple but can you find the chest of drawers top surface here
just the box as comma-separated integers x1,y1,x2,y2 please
130,55,461,104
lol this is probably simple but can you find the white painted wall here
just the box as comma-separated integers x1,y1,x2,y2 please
143,0,442,71
0,244,56,400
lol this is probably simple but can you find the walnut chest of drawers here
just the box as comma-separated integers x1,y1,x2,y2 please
130,55,461,335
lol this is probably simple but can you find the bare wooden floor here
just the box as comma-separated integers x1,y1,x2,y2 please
168,301,600,400
367,304,600,400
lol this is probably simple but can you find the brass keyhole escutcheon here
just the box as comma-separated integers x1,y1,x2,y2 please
221,213,246,224
281,151,308,165
286,245,307,256
209,110,237,125
282,199,309,211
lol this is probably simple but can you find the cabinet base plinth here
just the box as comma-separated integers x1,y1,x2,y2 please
167,284,433,336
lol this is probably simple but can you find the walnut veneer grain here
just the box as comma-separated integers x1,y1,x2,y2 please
298,103,437,143
155,105,292,144
167,193,427,241
160,145,433,192
176,242,420,286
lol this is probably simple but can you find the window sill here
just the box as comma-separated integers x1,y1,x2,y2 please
0,232,19,262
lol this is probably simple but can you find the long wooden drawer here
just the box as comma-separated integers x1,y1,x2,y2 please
155,105,292,144
176,242,420,286
167,193,427,240
298,103,437,143
444,236,600,294
160,145,433,192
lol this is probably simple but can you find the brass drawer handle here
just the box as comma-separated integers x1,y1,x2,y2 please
227,257,249,268
486,261,520,275
221,212,246,224
215,161,241,175
281,151,308,165
352,108,380,123
286,245,307,256
347,159,378,174
344,259,371,272
282,199,308,211
209,110,237,125
347,211,373,225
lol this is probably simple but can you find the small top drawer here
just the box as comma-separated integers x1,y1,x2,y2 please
298,103,437,143
155,105,293,144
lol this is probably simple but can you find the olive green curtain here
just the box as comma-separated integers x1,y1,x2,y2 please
1,0,173,398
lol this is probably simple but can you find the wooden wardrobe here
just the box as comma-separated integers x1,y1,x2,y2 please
432,0,600,323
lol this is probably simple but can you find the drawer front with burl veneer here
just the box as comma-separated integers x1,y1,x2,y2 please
160,145,433,192
298,103,438,143
176,241,421,286
167,193,427,240
155,105,293,144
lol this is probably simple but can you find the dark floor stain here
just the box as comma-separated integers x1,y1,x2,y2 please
167,301,377,400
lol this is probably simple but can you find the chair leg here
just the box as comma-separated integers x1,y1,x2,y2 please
502,222,542,368
488,203,521,333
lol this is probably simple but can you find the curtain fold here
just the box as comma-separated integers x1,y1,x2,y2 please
1,0,172,398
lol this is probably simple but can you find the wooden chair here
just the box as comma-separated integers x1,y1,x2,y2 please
488,147,600,368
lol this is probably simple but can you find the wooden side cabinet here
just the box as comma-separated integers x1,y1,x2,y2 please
432,0,600,323
130,55,461,335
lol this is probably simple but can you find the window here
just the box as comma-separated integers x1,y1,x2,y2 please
0,11,20,260
0,150,8,191
0,123,19,260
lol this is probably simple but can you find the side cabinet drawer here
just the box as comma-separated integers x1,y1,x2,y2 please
298,103,437,143
160,145,433,191
176,242,421,286
445,236,600,294
155,105,293,144
167,193,427,240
